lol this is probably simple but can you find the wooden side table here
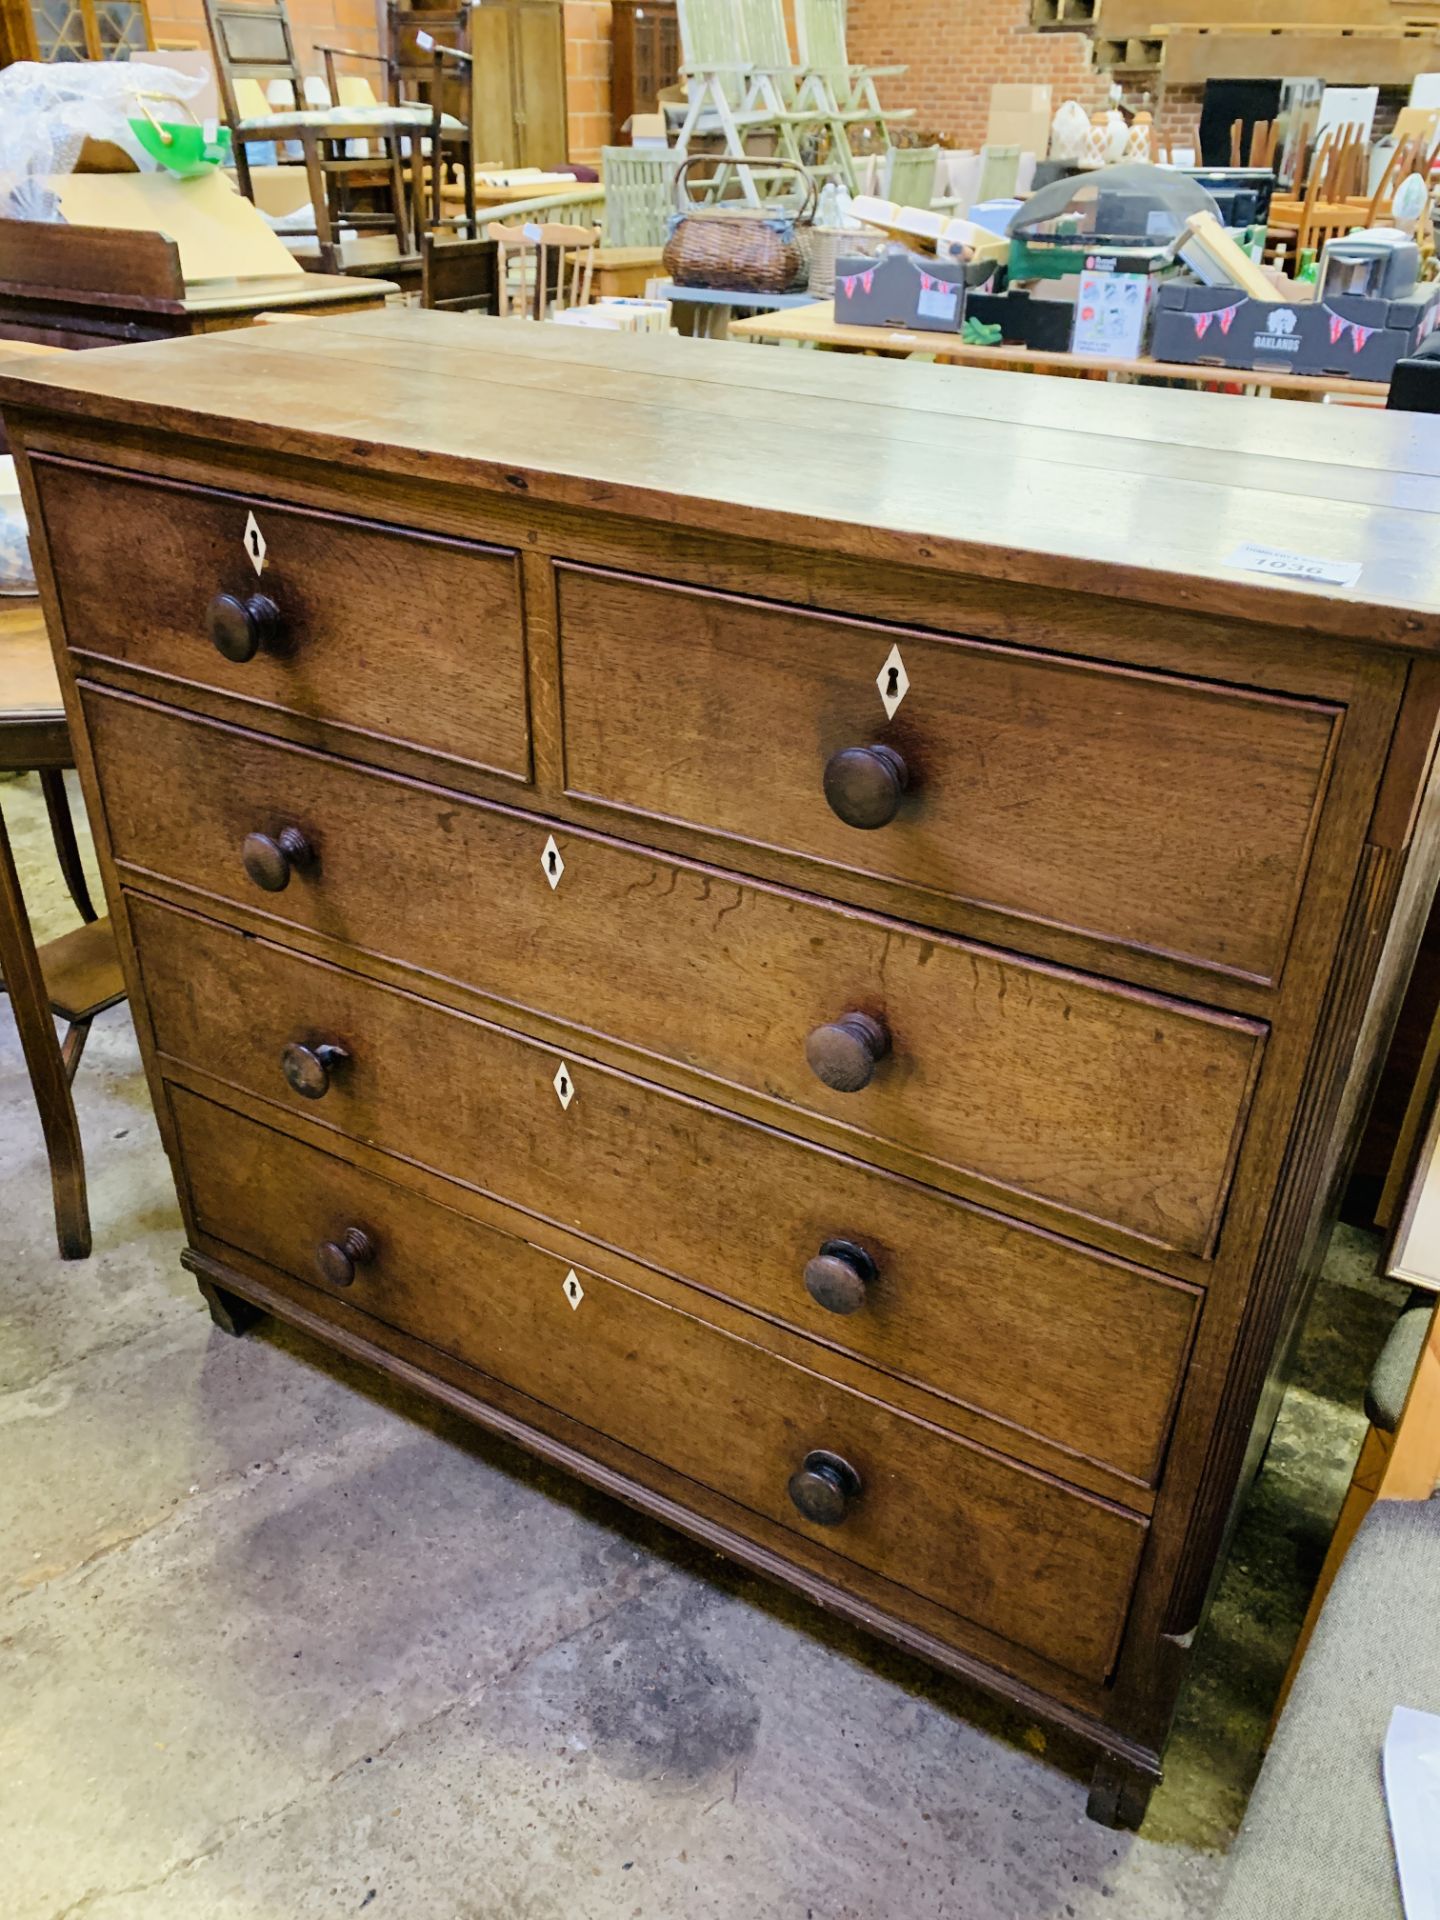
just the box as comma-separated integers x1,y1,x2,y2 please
0,599,126,1258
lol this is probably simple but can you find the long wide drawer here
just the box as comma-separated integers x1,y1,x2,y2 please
33,457,531,782
132,896,1200,1485
171,1085,1148,1683
95,690,1266,1258
555,563,1340,984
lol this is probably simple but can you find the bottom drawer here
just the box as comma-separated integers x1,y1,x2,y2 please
172,1086,1147,1683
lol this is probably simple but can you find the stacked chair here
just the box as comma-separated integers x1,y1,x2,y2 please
794,0,913,166
673,0,911,204
1266,123,1440,274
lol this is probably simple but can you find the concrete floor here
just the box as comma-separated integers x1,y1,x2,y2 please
0,770,1409,1920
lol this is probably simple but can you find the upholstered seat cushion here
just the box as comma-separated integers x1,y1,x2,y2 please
1366,1296,1434,1433
236,106,464,134
1213,1498,1440,1920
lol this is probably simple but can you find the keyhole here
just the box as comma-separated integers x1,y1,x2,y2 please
558,1072,569,1099
886,666,900,697
547,849,557,876
248,529,260,557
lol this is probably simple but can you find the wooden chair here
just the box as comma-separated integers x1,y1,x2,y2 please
794,0,913,150
976,142,1022,201
673,0,815,206
599,146,683,247
0,600,125,1260
881,143,938,211
738,0,834,176
1250,120,1277,170
1357,133,1440,228
314,3,476,239
741,0,862,191
1230,116,1276,170
421,230,498,311
203,0,428,268
487,219,597,319
1266,129,1365,273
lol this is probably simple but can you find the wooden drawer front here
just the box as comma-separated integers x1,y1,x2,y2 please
32,457,531,782
93,690,1265,1256
171,1087,1147,1682
132,897,1198,1485
555,565,1340,983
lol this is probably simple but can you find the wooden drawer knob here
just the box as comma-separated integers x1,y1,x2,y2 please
315,1226,374,1287
281,1039,349,1100
805,1012,889,1092
823,744,908,830
787,1449,862,1527
242,826,314,893
804,1239,877,1315
207,591,281,664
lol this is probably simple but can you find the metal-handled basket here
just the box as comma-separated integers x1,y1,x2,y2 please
808,225,883,298
662,157,817,294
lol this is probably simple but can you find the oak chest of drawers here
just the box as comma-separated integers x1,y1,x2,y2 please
7,312,1440,1827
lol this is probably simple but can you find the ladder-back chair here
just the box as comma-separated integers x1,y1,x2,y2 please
314,4,475,237
205,0,426,265
488,218,598,318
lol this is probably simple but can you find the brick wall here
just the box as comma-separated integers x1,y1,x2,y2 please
564,0,612,160
844,0,1204,159
845,0,1107,148
150,0,386,78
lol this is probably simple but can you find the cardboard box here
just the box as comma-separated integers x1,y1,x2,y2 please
986,83,1051,158
40,170,304,283
1072,268,1153,358
624,113,668,147
834,247,967,332
1152,280,1440,382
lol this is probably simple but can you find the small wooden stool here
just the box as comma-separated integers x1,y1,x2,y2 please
0,598,126,1258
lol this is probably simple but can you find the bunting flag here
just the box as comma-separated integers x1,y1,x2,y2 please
1190,300,1242,338
1320,303,1382,356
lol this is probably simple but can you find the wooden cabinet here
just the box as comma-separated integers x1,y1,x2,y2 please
5,313,1439,1831
610,0,679,144
468,0,567,168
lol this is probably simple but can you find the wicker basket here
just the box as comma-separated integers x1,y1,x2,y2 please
808,226,882,299
662,158,817,294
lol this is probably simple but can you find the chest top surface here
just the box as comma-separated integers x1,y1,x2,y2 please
1,306,1438,648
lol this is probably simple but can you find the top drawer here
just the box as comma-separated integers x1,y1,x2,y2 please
555,565,1341,984
30,457,531,784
